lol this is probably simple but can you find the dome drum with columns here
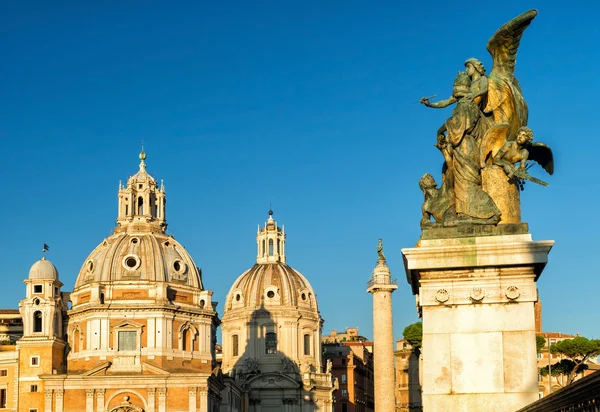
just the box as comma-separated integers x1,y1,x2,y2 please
66,151,218,372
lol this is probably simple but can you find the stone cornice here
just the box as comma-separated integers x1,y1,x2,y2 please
402,235,554,295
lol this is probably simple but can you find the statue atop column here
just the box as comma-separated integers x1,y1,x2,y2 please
418,10,554,228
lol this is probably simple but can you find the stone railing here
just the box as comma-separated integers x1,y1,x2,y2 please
516,370,600,412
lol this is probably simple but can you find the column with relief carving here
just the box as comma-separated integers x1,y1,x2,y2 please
44,389,53,412
147,388,156,412
188,387,197,412
86,389,95,412
55,389,64,412
96,389,106,412
158,388,167,412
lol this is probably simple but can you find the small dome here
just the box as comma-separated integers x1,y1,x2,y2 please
74,232,202,290
29,257,59,280
224,262,318,313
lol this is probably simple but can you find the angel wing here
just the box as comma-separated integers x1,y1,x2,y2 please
485,10,538,139
526,142,554,175
487,10,538,81
480,122,510,167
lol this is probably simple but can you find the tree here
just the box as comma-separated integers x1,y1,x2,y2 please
549,337,600,384
536,335,546,353
402,321,422,353
539,359,589,388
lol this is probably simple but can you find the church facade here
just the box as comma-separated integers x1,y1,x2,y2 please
220,211,336,411
0,152,335,412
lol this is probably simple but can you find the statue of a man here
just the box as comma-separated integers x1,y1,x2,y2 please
377,239,386,261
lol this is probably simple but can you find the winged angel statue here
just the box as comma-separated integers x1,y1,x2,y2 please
419,10,553,228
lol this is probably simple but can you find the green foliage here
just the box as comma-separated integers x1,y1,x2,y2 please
536,335,546,353
547,336,600,384
539,359,587,378
550,337,600,360
402,321,423,352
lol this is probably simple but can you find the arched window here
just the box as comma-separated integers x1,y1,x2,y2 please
265,332,277,354
137,197,144,215
277,239,280,254
182,328,189,351
33,311,43,333
232,335,239,357
304,334,311,356
73,328,80,352
268,239,274,256
54,314,60,336
262,240,265,256
100,293,105,304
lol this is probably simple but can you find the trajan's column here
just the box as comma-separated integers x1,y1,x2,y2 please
367,239,397,411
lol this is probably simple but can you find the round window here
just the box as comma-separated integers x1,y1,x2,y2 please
87,260,94,272
172,260,186,273
131,237,139,244
267,290,275,299
34,298,40,306
199,299,205,308
236,294,241,302
301,293,307,301
122,255,141,271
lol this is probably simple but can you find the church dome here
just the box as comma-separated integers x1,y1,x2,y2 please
223,211,319,315
74,232,202,290
73,150,202,291
29,257,59,280
224,262,318,312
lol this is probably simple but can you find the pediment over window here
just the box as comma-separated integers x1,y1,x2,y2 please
112,320,144,329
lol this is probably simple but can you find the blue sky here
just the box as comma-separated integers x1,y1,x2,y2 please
1,1,598,341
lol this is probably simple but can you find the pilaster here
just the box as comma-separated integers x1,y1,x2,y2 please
157,388,166,412
188,387,197,412
147,388,156,412
44,389,53,412
85,389,95,412
96,389,105,412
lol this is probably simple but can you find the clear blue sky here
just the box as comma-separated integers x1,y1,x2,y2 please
1,1,598,341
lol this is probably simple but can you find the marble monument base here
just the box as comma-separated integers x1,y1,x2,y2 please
402,231,553,412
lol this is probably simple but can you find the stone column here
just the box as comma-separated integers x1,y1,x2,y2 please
158,388,167,412
44,389,53,412
147,388,156,412
403,231,553,411
86,389,95,412
367,258,397,412
96,389,105,412
56,389,64,412
188,387,197,412
199,389,208,412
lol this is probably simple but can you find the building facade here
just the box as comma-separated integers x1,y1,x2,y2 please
394,338,422,412
3,151,224,412
322,330,374,412
220,211,335,411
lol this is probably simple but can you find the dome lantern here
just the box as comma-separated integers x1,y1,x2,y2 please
115,149,167,234
256,209,286,264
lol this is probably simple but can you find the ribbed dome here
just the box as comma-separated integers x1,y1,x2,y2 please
74,231,202,290
224,263,318,313
29,258,59,280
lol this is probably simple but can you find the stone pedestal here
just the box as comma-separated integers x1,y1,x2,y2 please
402,232,553,412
